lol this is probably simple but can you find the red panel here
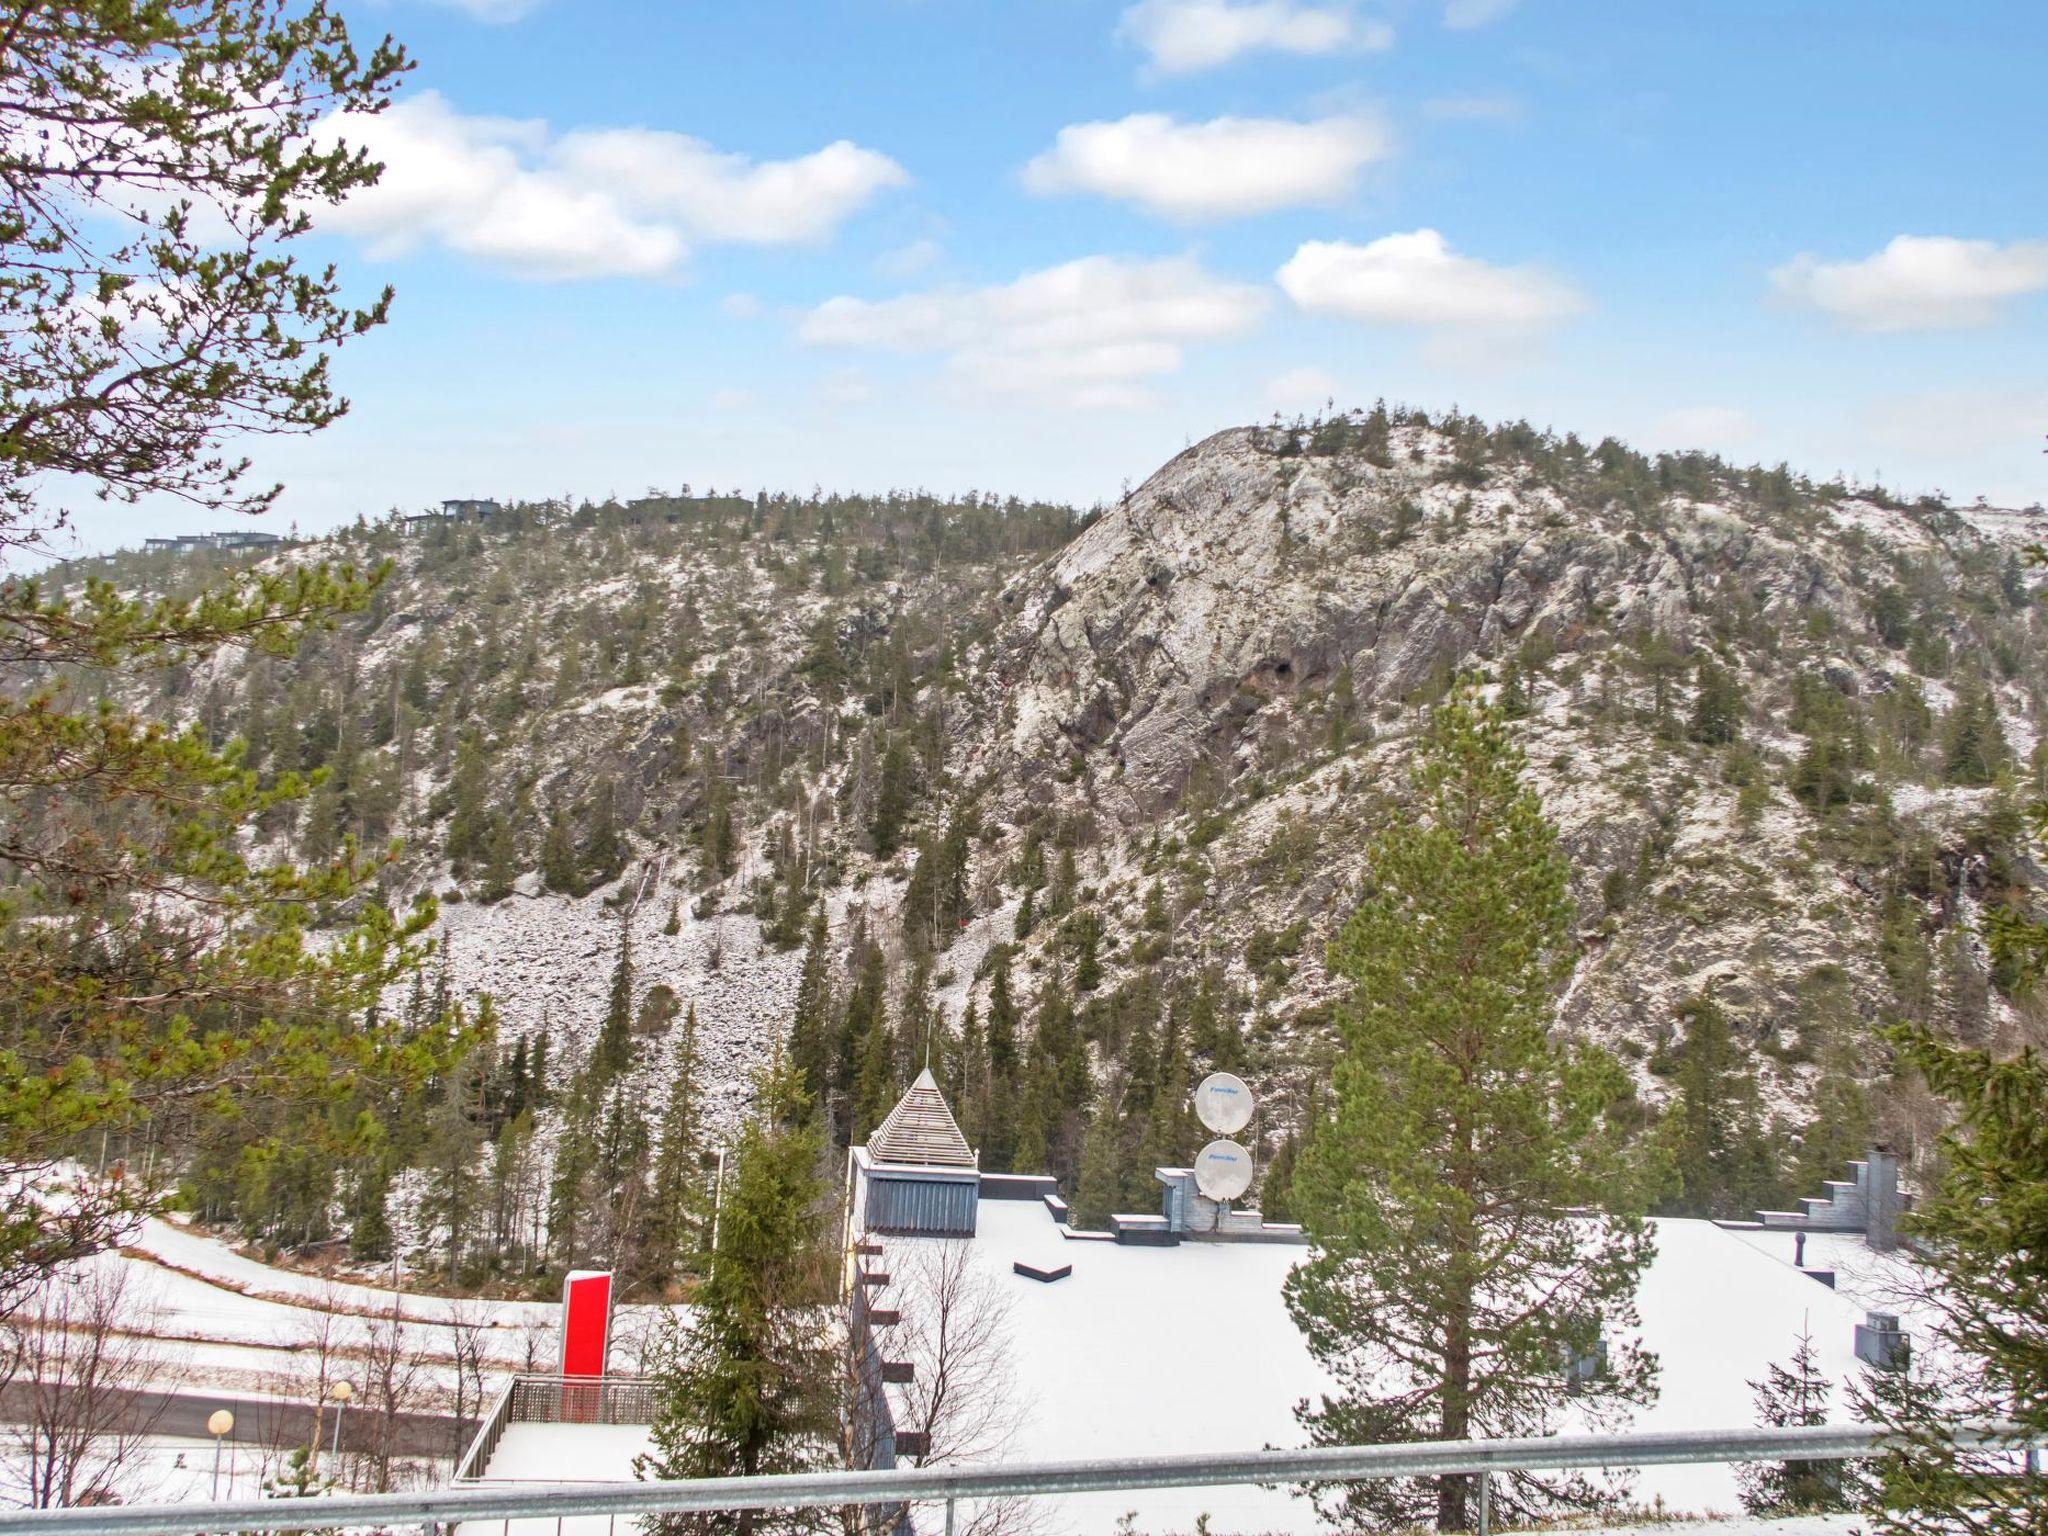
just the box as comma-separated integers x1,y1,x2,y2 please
560,1270,612,1379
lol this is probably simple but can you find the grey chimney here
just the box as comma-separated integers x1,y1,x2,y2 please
1865,1147,1901,1253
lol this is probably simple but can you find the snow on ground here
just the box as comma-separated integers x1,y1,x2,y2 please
475,1423,650,1484
132,1215,555,1328
75,1212,681,1406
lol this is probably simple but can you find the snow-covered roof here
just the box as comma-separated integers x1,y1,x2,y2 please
866,1069,977,1168
875,1198,1897,1535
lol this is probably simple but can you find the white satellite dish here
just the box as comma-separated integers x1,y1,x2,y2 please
1193,1071,1254,1135
1194,1138,1255,1203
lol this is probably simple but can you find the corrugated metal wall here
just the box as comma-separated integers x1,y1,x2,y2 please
866,1174,978,1236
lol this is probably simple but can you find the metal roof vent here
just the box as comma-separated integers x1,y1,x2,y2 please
1855,1311,1910,1371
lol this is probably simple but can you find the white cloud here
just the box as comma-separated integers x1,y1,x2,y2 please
711,387,757,411
1265,366,1344,410
1771,235,2048,332
551,129,907,245
1654,405,1755,453
318,91,906,280
798,255,1268,409
1443,0,1519,28
1023,113,1389,221
721,292,765,319
1277,230,1586,335
1116,0,1392,75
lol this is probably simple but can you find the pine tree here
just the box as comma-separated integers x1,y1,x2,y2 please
1737,1325,1848,1516
1286,681,1660,1532
637,1059,837,1532
1854,1027,2048,1536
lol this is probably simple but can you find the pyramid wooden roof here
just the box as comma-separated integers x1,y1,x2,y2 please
867,1068,976,1168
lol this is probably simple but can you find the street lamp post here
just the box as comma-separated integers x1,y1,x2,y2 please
206,1409,234,1499
330,1380,353,1462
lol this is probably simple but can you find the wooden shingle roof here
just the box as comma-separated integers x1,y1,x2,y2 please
867,1069,976,1168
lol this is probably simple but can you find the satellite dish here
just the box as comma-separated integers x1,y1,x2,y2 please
1193,1071,1254,1135
1194,1138,1255,1202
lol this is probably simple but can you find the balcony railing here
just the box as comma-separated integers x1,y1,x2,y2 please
0,1421,2034,1536
454,1375,662,1483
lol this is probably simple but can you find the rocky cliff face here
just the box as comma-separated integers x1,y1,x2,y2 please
70,408,2048,1193
981,418,2045,1130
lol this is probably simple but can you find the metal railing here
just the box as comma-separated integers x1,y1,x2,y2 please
0,1422,2031,1536
450,1381,516,1484
503,1376,659,1429
453,1376,662,1484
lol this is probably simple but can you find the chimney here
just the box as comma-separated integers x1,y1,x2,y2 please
1865,1147,1901,1253
1854,1312,1910,1372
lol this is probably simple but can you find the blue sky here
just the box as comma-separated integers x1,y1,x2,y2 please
56,0,2048,552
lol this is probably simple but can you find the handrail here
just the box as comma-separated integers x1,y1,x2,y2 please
451,1378,516,1482
0,1421,2031,1536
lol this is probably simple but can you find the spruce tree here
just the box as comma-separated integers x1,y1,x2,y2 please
480,812,518,902
636,1058,837,1532
838,943,893,1142
1941,675,2010,787
590,1085,650,1269
583,777,628,886
1072,1086,1125,1229
952,998,989,1153
1658,990,1781,1219
981,958,1021,1170
589,921,637,1085
869,732,915,858
1688,658,1746,746
1737,1325,1848,1516
1286,682,1660,1532
786,912,835,1116
542,807,580,893
641,1007,706,1293
702,774,736,881
546,1091,597,1271
445,730,492,868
